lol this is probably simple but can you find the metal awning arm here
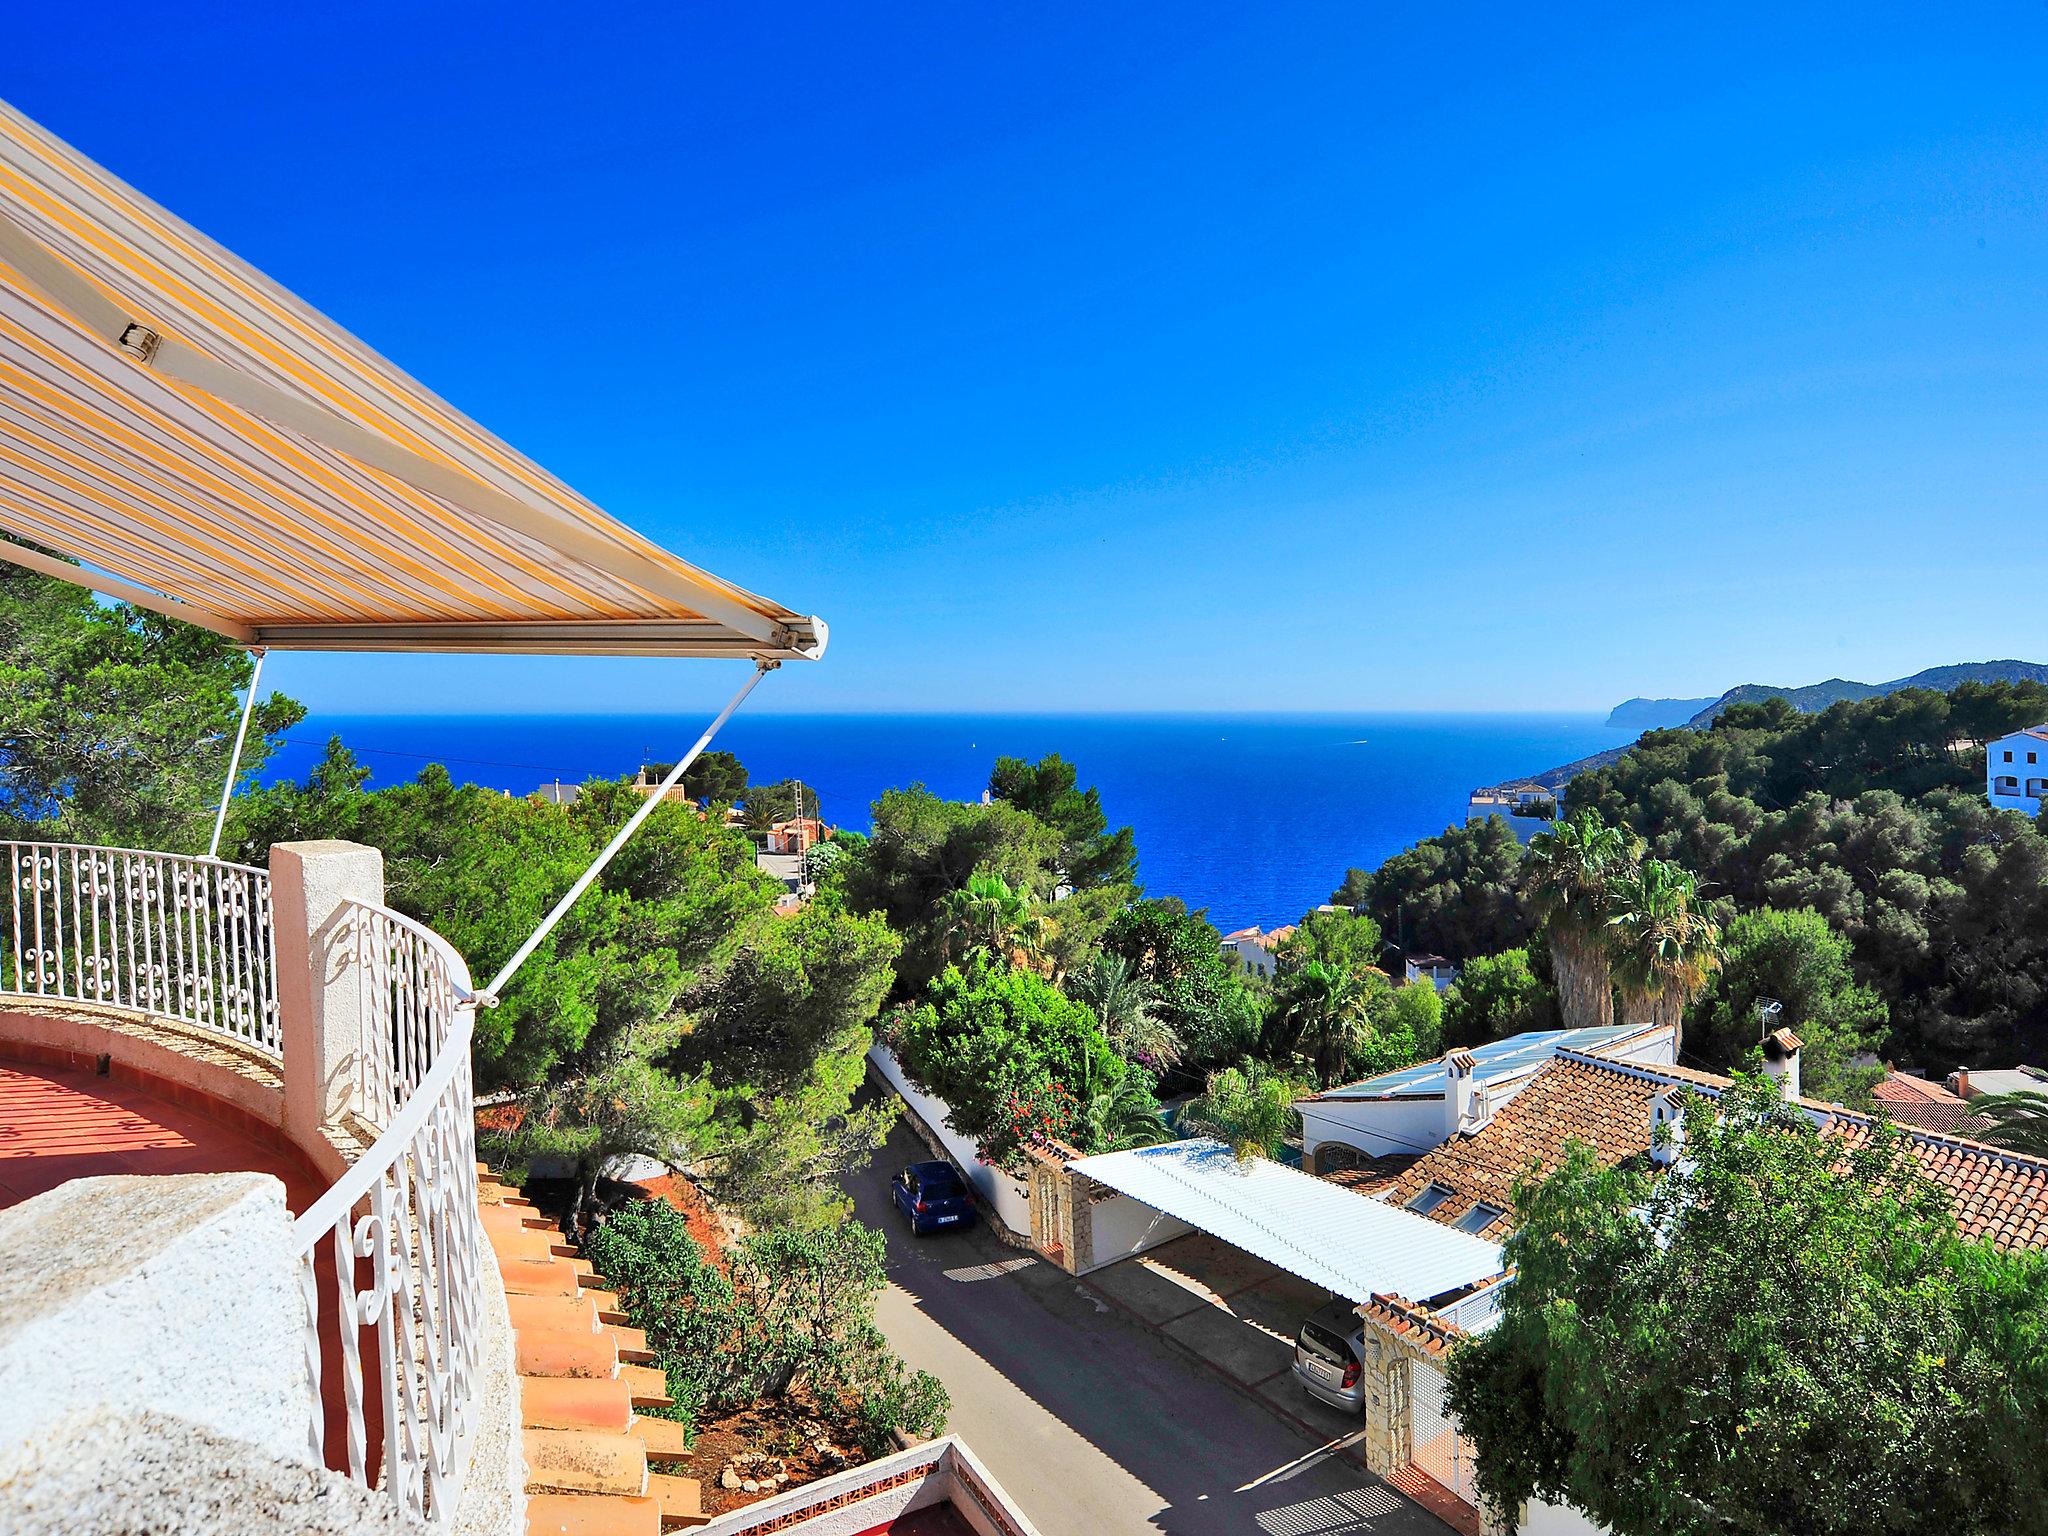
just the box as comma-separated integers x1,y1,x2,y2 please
477,660,774,1004
206,648,266,858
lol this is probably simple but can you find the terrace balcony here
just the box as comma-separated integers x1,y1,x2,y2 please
0,835,521,1532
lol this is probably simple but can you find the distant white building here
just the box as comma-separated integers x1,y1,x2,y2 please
531,780,580,806
1987,725,2048,813
1403,953,1459,992
1467,782,1557,844
1219,924,1293,979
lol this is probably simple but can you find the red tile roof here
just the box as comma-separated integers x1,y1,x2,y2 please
1870,1072,1990,1136
1374,1048,2048,1254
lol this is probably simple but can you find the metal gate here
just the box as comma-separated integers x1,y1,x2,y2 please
1409,1358,1477,1506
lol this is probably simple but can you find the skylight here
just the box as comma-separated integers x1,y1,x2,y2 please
1406,1183,1453,1217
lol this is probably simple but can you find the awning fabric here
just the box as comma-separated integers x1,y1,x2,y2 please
0,98,823,661
1069,1138,1504,1304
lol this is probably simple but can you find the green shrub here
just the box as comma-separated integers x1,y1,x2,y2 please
584,1202,949,1452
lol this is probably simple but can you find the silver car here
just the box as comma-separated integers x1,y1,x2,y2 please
1292,1297,1366,1412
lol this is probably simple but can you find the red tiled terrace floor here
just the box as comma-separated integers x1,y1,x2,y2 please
0,1059,324,1213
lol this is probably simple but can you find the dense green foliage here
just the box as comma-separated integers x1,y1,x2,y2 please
1441,947,1557,1046
585,1199,947,1453
1332,815,1532,963
1570,685,2048,1069
0,564,301,848
1447,1079,2048,1536
237,739,900,1230
987,751,1138,891
1338,684,2048,1076
891,957,1153,1162
1181,1060,1310,1161
837,785,1063,994
1100,898,1266,1074
1693,906,1886,1103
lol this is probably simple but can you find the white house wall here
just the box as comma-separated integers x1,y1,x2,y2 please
868,1045,1034,1234
1077,1191,1194,1274
1300,1098,1449,1166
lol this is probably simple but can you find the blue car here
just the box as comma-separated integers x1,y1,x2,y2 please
892,1160,977,1235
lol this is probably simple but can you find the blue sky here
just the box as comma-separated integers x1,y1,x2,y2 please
11,4,2048,715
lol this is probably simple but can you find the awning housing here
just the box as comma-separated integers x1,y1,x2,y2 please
1069,1138,1504,1304
0,98,823,661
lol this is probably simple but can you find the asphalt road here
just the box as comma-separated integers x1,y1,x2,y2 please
846,1113,1447,1536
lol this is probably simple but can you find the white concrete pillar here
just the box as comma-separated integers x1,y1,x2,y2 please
268,840,384,1139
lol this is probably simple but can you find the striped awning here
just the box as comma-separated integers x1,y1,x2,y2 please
0,98,824,661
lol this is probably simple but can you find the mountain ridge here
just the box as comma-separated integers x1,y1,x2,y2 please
1502,660,2048,800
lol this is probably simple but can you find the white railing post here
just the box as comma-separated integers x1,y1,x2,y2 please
269,840,385,1139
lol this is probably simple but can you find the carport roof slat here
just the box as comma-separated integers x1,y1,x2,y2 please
1069,1139,1503,1305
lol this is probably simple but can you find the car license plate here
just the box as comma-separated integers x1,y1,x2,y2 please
937,1214,960,1223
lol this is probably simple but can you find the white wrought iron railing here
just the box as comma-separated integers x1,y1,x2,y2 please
293,897,485,1525
1,840,281,1054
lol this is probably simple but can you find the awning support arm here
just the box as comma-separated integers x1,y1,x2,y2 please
477,660,774,1005
207,647,265,859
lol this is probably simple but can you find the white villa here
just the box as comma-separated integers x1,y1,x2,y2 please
1987,725,2048,812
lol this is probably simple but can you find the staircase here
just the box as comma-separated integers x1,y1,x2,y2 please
479,1169,707,1536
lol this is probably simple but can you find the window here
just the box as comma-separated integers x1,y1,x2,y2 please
2004,750,2014,762
1454,1202,1506,1234
1406,1183,1453,1217
2030,753,2038,764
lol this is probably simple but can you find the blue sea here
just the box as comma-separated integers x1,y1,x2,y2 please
264,714,1631,933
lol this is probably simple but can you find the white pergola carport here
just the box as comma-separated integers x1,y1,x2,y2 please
1069,1138,1504,1304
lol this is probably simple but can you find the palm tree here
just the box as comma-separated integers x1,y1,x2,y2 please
1181,1060,1311,1162
1606,858,1722,1052
1070,1053,1173,1153
939,873,1052,971
1280,960,1373,1086
1070,954,1183,1068
1966,1091,2048,1157
1524,810,1642,1031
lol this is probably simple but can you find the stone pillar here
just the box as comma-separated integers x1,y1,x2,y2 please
269,840,384,1140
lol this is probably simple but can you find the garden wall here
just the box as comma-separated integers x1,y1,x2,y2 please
868,1044,1033,1236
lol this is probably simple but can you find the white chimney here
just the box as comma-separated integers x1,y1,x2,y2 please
1444,1049,1478,1139
1649,1088,1686,1166
1760,1027,1803,1099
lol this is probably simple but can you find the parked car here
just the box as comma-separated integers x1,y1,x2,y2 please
892,1160,978,1235
1292,1297,1367,1412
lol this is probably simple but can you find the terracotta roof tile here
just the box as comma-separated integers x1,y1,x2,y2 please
1320,1152,1422,1196
1374,1050,2048,1254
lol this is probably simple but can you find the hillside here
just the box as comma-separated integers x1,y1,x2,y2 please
1605,696,1719,730
1506,660,2048,804
1679,659,2048,727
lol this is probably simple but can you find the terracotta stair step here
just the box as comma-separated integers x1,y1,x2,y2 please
478,1180,517,1205
490,1225,563,1264
610,1325,655,1363
518,1326,619,1380
618,1364,673,1409
526,1493,661,1536
646,1472,705,1529
508,1293,600,1334
483,1203,556,1236
521,1375,634,1434
524,1427,647,1496
631,1415,692,1463
501,1256,583,1297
